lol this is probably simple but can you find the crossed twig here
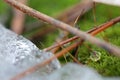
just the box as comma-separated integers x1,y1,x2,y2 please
3,0,120,80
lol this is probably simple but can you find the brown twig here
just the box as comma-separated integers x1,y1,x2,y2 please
9,24,114,79
25,0,93,40
58,0,94,24
3,0,120,79
4,0,120,55
44,16,120,51
58,42,81,64
58,16,120,58
11,41,82,80
44,36,78,51
11,0,27,34
56,17,120,58
51,11,84,53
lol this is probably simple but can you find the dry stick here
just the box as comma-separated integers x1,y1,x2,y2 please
11,0,27,34
25,0,93,39
52,0,94,52
58,0,93,24
53,17,120,58
11,18,114,80
44,36,78,51
59,42,81,64
11,42,81,80
44,16,120,51
51,32,68,53
3,0,120,79
54,17,120,59
51,10,85,53
45,1,93,53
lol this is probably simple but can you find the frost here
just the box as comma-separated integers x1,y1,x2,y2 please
0,24,61,80
0,24,119,80
47,63,120,80
47,63,102,80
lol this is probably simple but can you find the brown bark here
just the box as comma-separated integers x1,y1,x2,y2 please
4,0,120,56
11,0,27,34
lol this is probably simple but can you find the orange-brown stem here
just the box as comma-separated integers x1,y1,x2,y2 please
44,16,120,51
4,0,120,56
58,16,120,58
11,16,120,80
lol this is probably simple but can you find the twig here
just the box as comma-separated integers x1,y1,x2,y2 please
25,0,93,40
4,0,120,55
58,0,94,24
44,16,120,51
51,10,84,53
3,0,120,79
44,36,78,51
11,0,27,34
57,42,81,64
57,16,120,58
11,40,82,80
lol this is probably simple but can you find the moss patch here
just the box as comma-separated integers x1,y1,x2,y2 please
77,4,120,76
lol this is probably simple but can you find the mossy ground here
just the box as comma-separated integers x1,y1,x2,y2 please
77,4,120,76
0,0,120,77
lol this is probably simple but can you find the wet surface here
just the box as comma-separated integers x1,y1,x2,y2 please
0,24,61,80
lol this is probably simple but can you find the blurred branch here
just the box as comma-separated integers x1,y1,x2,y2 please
11,0,27,34
27,0,93,41
3,0,120,79
58,0,94,24
51,0,94,53
57,16,120,58
44,16,120,51
4,0,120,56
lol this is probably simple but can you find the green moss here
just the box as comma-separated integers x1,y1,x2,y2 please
0,1,7,14
1,0,120,77
77,4,120,76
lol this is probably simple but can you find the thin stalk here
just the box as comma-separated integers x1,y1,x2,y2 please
12,20,112,79
4,0,120,56
11,41,82,80
44,17,120,51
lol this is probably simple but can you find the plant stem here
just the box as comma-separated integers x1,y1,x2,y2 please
4,0,120,56
44,17,120,51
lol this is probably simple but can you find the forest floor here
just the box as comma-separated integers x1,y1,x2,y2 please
0,0,120,77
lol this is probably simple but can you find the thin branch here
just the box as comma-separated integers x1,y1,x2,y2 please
3,0,120,79
44,36,78,51
51,10,85,53
11,0,27,34
4,0,120,55
10,41,82,80
57,16,120,59
25,0,93,40
44,16,120,51
58,0,93,24
58,42,81,64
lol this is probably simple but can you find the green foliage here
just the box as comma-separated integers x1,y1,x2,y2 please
77,4,120,77
28,0,79,16
1,0,120,77
26,0,79,22
0,1,8,14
